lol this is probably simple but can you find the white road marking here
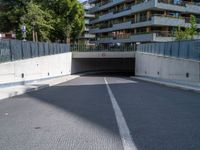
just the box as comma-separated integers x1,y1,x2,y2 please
104,77,138,150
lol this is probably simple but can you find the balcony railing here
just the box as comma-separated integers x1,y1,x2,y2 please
99,24,113,29
153,31,173,37
113,34,132,39
113,6,131,14
158,0,200,6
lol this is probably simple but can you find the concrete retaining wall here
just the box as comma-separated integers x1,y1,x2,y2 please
0,53,72,86
135,52,200,82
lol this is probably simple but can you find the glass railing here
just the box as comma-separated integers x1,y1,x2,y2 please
158,0,200,6
113,6,131,14
153,31,173,37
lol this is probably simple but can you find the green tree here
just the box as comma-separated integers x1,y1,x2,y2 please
71,2,84,42
22,1,53,41
35,0,84,43
186,15,198,39
0,0,84,43
0,0,28,37
175,15,199,40
174,26,190,40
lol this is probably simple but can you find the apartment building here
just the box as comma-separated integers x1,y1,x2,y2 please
89,0,200,45
79,1,96,45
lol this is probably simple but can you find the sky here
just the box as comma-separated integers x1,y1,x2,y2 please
79,0,87,2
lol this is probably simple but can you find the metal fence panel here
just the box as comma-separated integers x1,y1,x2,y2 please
188,40,200,60
63,44,67,53
44,43,49,55
49,43,54,55
0,40,11,62
0,39,70,64
22,41,32,59
140,44,143,52
61,44,65,53
52,43,55,54
30,42,39,58
55,44,59,54
38,42,45,56
164,42,172,56
138,44,142,52
66,44,70,52
145,44,148,53
155,43,160,54
159,42,165,55
147,43,153,53
171,41,179,57
179,41,189,59
10,40,22,60
143,44,147,53
138,40,200,61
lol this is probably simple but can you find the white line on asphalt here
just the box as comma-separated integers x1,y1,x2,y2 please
104,77,138,150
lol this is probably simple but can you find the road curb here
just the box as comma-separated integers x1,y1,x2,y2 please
131,76,200,93
0,75,81,101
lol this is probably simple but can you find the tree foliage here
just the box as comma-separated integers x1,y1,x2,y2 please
175,15,199,40
22,1,53,41
0,0,84,43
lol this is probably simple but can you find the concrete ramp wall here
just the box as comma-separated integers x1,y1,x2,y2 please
0,53,72,86
136,52,200,82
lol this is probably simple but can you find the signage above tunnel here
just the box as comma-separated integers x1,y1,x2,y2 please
72,51,135,59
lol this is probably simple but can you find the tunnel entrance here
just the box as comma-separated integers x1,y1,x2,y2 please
71,58,135,76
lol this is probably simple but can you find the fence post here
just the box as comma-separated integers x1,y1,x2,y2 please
9,40,13,61
21,41,24,59
177,41,180,58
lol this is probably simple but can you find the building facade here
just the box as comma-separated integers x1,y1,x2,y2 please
0,32,16,40
89,0,200,46
79,1,96,45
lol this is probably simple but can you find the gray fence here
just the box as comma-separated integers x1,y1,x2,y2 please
137,40,200,61
0,39,70,63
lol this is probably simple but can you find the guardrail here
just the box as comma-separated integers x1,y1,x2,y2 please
0,39,70,63
70,45,136,52
137,39,200,61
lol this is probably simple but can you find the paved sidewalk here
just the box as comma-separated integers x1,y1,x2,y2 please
0,75,80,101
131,76,200,93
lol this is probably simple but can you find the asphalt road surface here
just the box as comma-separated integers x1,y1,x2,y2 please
0,75,200,150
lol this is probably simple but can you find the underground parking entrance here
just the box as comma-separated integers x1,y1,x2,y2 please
71,58,135,76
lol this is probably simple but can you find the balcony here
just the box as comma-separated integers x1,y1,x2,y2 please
90,0,200,24
90,21,132,33
131,15,200,28
96,31,175,43
90,14,200,34
157,0,200,14
97,37,113,43
90,0,124,13
84,34,96,38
